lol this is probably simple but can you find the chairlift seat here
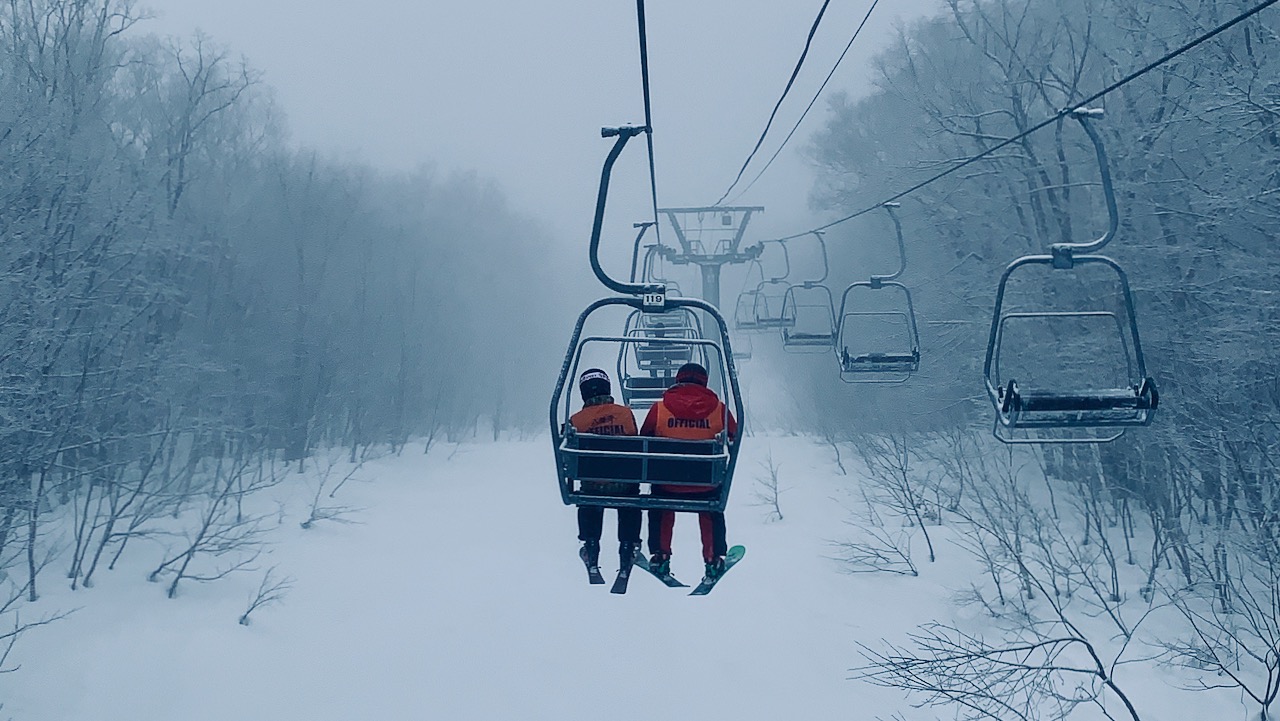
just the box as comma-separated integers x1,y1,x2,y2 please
753,314,796,329
783,330,835,347
841,349,920,373
998,379,1158,428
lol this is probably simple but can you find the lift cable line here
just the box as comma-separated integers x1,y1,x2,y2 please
636,0,662,247
727,0,881,205
763,0,1280,243
713,0,834,207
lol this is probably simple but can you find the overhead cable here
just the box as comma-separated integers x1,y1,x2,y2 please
713,0,834,207
636,0,662,246
728,0,881,204
766,0,1280,242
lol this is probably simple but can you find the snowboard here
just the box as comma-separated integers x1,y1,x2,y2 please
689,545,746,596
632,550,689,588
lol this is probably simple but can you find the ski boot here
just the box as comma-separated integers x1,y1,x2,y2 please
579,539,601,577
618,542,639,575
580,539,600,567
650,552,672,579
702,556,726,585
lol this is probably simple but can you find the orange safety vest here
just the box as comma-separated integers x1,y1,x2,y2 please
570,402,638,496
652,401,725,440
650,400,726,495
570,403,638,437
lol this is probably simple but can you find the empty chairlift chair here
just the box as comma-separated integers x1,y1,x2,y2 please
733,259,769,334
629,308,701,372
618,308,706,411
781,231,838,352
836,203,922,383
748,241,796,330
983,109,1157,443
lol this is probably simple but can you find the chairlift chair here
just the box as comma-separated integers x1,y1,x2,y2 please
618,310,708,411
741,240,795,329
552,123,745,514
636,243,684,296
752,279,797,329
732,258,770,333
626,307,703,372
983,110,1158,444
554,299,744,513
836,298,921,382
781,283,838,352
734,287,766,333
778,231,837,352
836,204,922,383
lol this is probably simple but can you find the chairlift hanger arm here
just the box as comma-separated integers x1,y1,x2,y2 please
806,230,830,286
628,222,656,283
641,245,670,286
1050,109,1119,260
871,203,907,286
591,126,664,297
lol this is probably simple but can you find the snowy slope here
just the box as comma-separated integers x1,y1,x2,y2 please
2,435,1245,720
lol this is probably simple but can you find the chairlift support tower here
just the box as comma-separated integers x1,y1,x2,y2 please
659,206,765,311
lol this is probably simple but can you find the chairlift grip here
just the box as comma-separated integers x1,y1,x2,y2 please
601,125,649,139
1070,107,1105,118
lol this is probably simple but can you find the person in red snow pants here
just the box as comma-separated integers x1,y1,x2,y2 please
640,362,737,581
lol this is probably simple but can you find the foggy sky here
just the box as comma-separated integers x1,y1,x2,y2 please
139,1,941,246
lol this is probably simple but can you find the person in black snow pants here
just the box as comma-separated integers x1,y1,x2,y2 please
568,368,643,575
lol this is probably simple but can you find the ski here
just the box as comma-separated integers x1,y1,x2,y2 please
609,567,631,594
689,545,746,596
632,550,688,588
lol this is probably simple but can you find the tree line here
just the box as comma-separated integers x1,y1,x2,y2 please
0,0,567,652
804,1,1280,717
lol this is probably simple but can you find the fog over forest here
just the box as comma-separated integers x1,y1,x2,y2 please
2,1,1279,720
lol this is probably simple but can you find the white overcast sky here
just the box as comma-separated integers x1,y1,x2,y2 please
138,1,940,244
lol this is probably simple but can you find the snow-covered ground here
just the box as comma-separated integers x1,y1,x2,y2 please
2,434,1245,720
